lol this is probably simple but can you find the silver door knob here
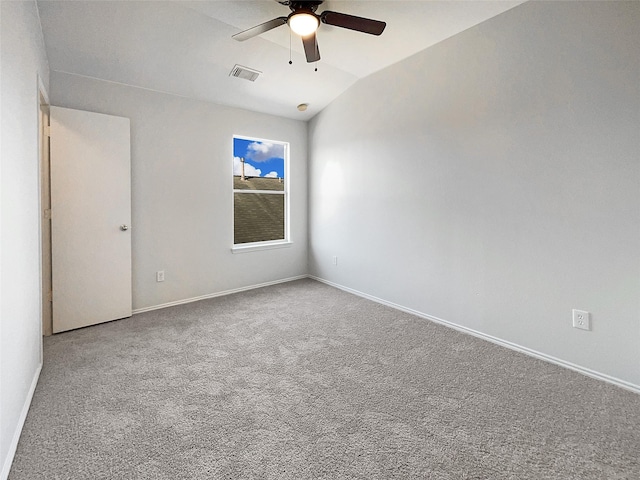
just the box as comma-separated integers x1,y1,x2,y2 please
120,224,129,231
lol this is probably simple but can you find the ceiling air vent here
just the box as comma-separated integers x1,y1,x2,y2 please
229,64,261,82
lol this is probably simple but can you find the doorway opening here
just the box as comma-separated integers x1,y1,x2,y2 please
39,84,52,337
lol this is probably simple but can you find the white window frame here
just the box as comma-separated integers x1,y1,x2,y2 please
231,135,291,253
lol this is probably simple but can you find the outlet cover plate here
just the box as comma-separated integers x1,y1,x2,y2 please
572,309,590,331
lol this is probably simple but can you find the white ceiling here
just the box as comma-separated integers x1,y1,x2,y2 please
37,0,525,120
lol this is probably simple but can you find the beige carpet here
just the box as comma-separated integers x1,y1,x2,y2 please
9,279,640,479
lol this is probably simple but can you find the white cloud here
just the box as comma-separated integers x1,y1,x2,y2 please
264,171,279,178
246,141,285,162
233,156,261,177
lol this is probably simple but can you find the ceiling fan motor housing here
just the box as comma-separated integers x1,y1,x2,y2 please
281,1,323,12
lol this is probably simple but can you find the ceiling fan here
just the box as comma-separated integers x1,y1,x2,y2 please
232,0,386,63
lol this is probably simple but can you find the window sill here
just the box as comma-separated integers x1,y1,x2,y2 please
231,241,293,254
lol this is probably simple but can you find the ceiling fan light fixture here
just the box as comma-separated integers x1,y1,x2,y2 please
288,12,319,36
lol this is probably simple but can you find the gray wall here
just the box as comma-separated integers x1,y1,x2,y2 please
0,1,50,477
308,1,640,387
50,72,308,311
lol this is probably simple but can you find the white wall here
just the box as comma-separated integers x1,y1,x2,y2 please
50,72,308,311
308,1,640,388
0,1,50,477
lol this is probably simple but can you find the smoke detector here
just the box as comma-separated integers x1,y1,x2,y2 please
229,64,261,82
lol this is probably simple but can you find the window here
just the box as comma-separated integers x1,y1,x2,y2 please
232,136,289,250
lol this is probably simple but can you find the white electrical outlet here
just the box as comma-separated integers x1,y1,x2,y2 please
572,309,590,331
332,256,338,266
156,270,165,282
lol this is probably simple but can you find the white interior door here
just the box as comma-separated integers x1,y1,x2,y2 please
50,106,132,333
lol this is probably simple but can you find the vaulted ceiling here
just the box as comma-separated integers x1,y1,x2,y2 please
37,0,525,120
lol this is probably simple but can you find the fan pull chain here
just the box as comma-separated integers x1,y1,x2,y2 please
289,30,292,65
315,62,318,72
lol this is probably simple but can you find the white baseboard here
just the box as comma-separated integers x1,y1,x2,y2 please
132,275,309,314
309,275,640,395
1,363,42,480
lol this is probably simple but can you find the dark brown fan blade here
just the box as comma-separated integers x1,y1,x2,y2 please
320,11,386,35
232,17,287,41
302,32,320,63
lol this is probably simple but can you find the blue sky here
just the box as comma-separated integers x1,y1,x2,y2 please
233,137,285,178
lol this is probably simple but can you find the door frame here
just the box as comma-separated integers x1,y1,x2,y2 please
38,76,52,339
